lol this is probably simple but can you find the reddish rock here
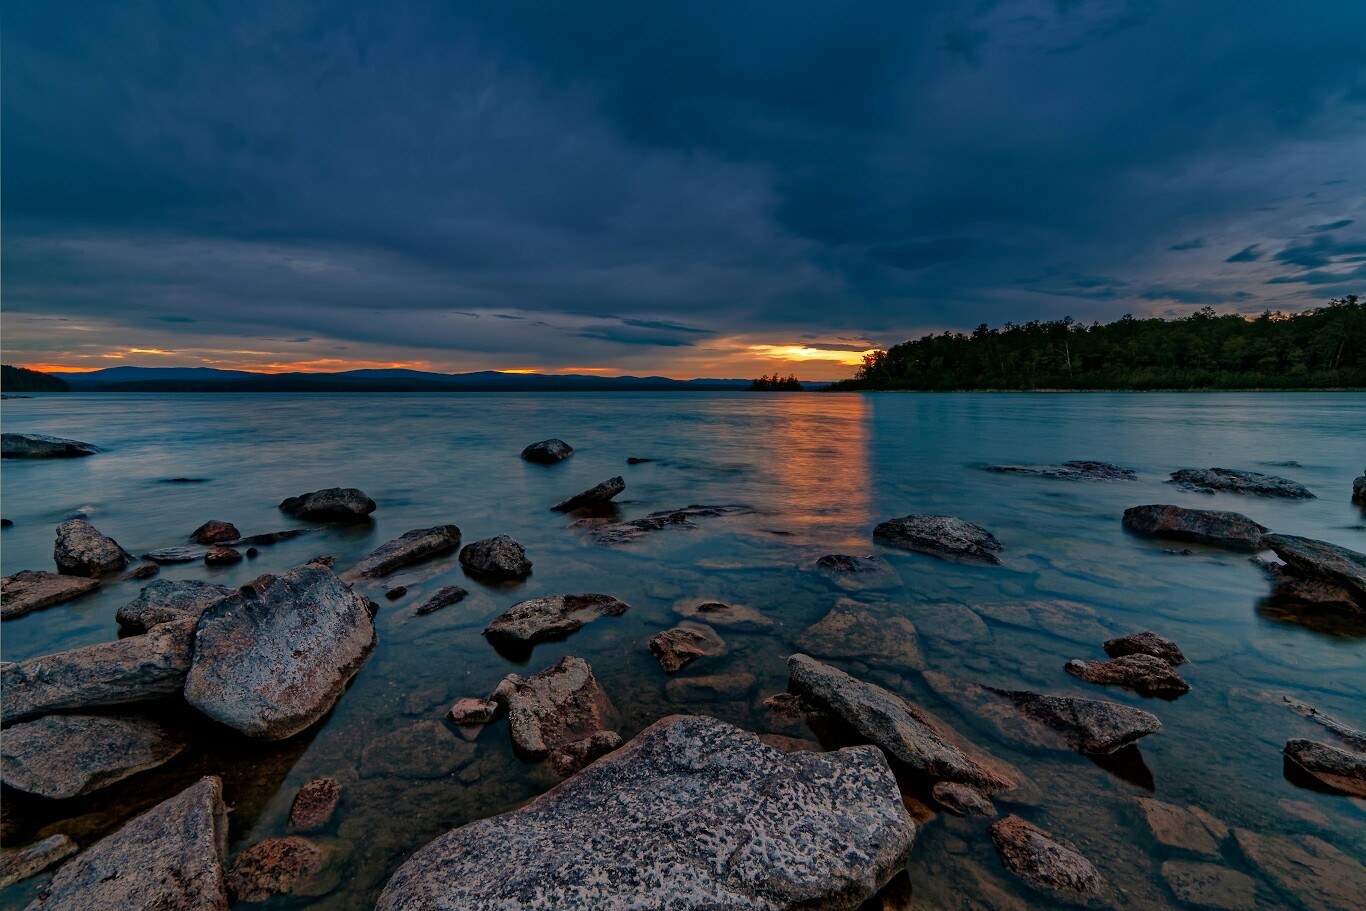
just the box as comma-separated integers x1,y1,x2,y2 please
648,623,726,673
673,600,772,631
796,602,923,669
227,836,341,903
203,547,242,566
990,815,1107,904
289,778,341,832
1065,654,1190,698
1,570,99,620
1136,797,1223,857
1283,739,1366,797
491,656,613,757
1233,828,1366,911
1103,630,1187,665
931,781,995,817
191,520,240,545
547,731,623,778
1160,860,1257,911
447,698,498,725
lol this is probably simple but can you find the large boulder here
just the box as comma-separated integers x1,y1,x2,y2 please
1,571,99,620
1,619,196,725
458,535,532,581
190,520,240,545
115,579,234,633
340,525,462,581
53,519,131,576
484,593,629,645
375,715,916,911
489,656,613,757
1168,467,1315,498
1064,654,1191,698
1122,504,1267,551
0,714,186,799
1283,739,1366,797
872,514,1003,564
985,460,1136,481
27,776,229,911
788,654,1015,792
990,815,1108,905
1261,534,1366,610
986,688,1162,755
552,476,625,512
1,433,100,458
184,563,376,739
576,505,748,545
278,487,376,522
521,438,574,463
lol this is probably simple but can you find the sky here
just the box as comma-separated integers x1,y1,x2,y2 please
4,1,1366,380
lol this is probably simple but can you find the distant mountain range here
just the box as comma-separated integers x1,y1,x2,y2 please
41,366,771,392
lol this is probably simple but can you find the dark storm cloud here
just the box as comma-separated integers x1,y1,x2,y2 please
3,0,1366,373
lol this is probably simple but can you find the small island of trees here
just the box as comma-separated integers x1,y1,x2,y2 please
749,374,804,391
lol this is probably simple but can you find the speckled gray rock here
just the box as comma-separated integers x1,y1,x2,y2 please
551,476,624,512
340,525,462,582
521,438,574,463
458,535,532,580
788,654,1015,792
872,514,1003,564
1,434,100,459
1122,504,1267,550
115,579,234,633
1103,630,1187,665
986,460,1136,481
375,714,916,911
490,656,614,757
1,571,99,620
1,714,186,799
1283,739,1366,797
814,554,901,591
485,593,630,645
1168,467,1315,498
278,487,376,522
0,835,78,889
987,688,1162,754
184,563,376,739
53,519,131,576
648,623,727,673
576,504,749,545
1261,534,1366,610
990,814,1107,905
1,619,196,725
26,776,229,911
1065,654,1191,698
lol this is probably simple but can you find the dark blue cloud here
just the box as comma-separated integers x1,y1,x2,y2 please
1226,246,1263,263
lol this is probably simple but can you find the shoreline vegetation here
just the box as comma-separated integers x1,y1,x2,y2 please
829,295,1364,392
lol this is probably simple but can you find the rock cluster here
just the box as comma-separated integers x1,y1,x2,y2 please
577,504,748,544
872,514,1003,563
1103,630,1187,665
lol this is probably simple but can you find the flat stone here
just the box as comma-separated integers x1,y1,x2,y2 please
814,554,902,591
990,814,1107,905
1261,534,1366,610
490,656,613,757
459,535,532,580
54,519,130,576
28,776,229,911
119,561,160,580
1,619,196,725
577,504,748,545
485,593,629,645
289,778,341,832
227,836,342,903
648,623,726,673
788,654,1015,792
235,529,308,546
521,438,574,463
547,731,624,778
203,547,242,566
1,571,99,620
1280,697,1366,751
375,715,916,911
1233,828,1366,911
552,476,625,512
931,782,995,817
796,603,923,669
115,579,234,633
873,514,1003,564
384,584,407,600
1122,504,1267,550
360,721,476,778
191,520,240,545
1283,739,1366,797
1065,654,1191,698
973,599,1112,645
0,835,78,889
278,487,376,522
1136,797,1223,857
1104,630,1187,665
340,525,462,581
987,688,1162,754
985,460,1136,481
413,585,469,615
1,714,186,799
1169,467,1315,498
674,599,773,631
447,698,498,725
184,563,376,740
1160,860,1257,911
2,433,99,458
142,546,210,564
666,671,757,701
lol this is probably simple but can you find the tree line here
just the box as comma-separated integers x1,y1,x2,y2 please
828,295,1364,391
749,374,804,391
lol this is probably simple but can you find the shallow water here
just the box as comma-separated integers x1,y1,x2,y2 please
1,391,1363,909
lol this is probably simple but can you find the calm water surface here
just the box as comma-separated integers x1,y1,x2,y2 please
1,392,1363,909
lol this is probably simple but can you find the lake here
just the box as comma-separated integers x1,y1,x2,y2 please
2,391,1363,909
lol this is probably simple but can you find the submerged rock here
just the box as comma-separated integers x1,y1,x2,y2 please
665,671,757,701
360,721,476,778
987,688,1162,754
1136,797,1224,858
413,585,469,616
459,535,532,581
490,656,613,758
985,460,1136,481
447,698,499,726
119,561,160,581
578,504,748,545
0,834,78,889
648,623,726,673
340,525,462,581
814,554,902,591
54,519,131,576
184,563,376,740
1232,828,1366,911
931,782,996,817
547,731,624,778
485,593,630,645
115,579,233,633
1,619,196,725
521,438,574,463
278,487,376,522
1122,504,1267,550
788,654,1015,793
673,599,773,631
990,815,1107,905
29,776,229,911
235,528,309,546
1,433,100,459
227,836,342,903
973,599,1111,645
142,546,210,564
552,476,625,512
190,520,240,545
1103,630,1187,665
1261,534,1366,610
1168,467,1315,499
0,713,186,799
1283,739,1366,797
872,514,1003,564
289,778,341,832
1065,654,1191,698
1160,860,1257,911
375,714,915,911
796,603,924,669
1,570,99,621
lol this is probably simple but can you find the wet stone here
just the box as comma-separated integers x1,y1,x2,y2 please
385,584,407,600
989,814,1107,905
361,721,477,778
491,656,614,757
1122,504,1267,551
459,534,532,581
116,579,234,633
987,688,1162,755
1232,828,1366,911
341,525,462,581
143,546,210,564
578,505,749,545
547,731,624,778
1104,630,1187,665
1065,654,1191,698
53,519,131,577
673,599,773,631
985,460,1136,481
552,476,625,512
0,834,79,890
973,600,1111,645
289,778,342,832
796,602,924,669
227,836,343,903
815,554,902,591
485,593,629,645
119,561,160,581
666,671,757,701
1,571,99,621
1283,739,1366,797
191,520,240,545
413,585,469,615
1,433,100,459
203,547,242,566
931,782,995,817
1160,860,1257,911
521,438,574,463
1261,534,1366,611
0,713,187,799
1168,467,1315,498
648,623,727,673
448,698,498,725
279,486,376,522
1136,797,1223,858
873,514,1004,564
